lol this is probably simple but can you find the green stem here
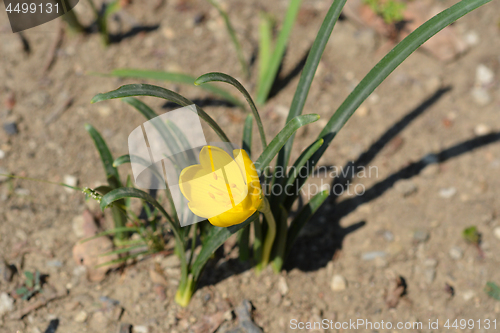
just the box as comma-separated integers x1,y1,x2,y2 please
271,206,288,273
175,274,196,307
255,197,276,274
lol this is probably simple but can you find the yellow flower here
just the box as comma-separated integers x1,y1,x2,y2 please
179,145,262,227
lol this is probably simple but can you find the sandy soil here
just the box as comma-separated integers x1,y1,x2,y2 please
1,0,500,332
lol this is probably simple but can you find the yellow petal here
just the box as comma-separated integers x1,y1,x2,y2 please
208,207,256,228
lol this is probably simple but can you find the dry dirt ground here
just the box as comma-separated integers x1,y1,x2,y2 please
1,0,500,332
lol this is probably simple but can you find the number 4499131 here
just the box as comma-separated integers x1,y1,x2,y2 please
444,319,496,330
6,2,59,14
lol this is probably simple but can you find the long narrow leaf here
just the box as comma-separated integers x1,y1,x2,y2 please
195,72,267,148
106,69,244,108
258,13,273,85
242,114,253,156
207,0,249,78
191,212,259,280
320,0,492,146
278,0,347,168
256,0,302,104
85,123,122,189
289,0,492,209
285,190,328,256
255,114,319,174
273,138,324,206
91,84,231,143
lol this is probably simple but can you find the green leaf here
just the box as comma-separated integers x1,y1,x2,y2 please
207,0,249,78
195,72,267,148
24,271,34,288
285,190,329,256
485,282,500,301
273,138,324,206
258,13,273,85
16,287,29,295
85,123,122,189
191,212,259,280
121,97,189,166
463,226,480,245
255,114,319,174
99,187,187,280
113,154,131,167
105,69,244,109
256,0,302,104
101,187,174,228
278,0,347,169
291,0,492,209
242,114,253,156
319,0,492,145
91,84,231,143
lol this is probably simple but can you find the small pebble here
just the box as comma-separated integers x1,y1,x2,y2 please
356,105,370,117
383,230,394,242
46,260,63,268
462,290,475,301
362,251,386,261
424,268,436,283
476,64,494,86
474,124,492,136
3,122,18,135
0,292,14,315
471,87,491,106
449,246,463,260
395,180,417,197
413,230,429,243
464,31,480,46
133,325,149,333
0,150,5,159
74,311,88,323
330,274,347,291
424,258,438,268
439,187,457,199
277,276,289,296
14,188,30,196
493,227,500,240
63,175,78,193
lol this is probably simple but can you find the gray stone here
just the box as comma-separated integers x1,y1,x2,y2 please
424,268,436,283
439,187,457,199
383,230,394,242
362,251,386,261
413,230,429,243
3,122,18,135
449,247,463,260
395,180,417,197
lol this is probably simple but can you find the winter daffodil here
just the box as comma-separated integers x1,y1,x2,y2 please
179,145,263,227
